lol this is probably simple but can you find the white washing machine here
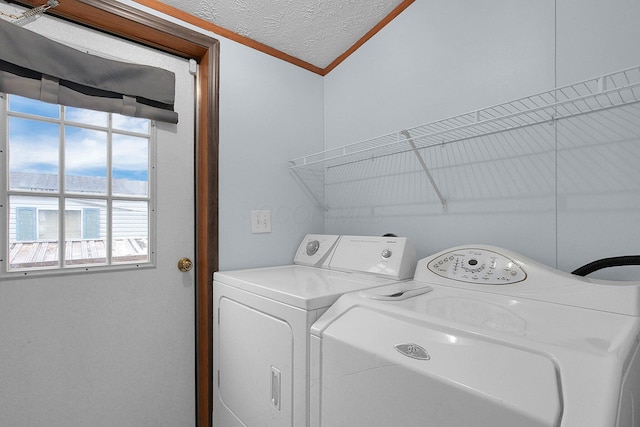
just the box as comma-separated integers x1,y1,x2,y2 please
310,245,640,427
213,234,417,427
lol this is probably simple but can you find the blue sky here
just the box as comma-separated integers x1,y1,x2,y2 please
8,96,150,182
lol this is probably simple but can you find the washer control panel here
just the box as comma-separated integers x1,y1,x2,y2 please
427,248,526,285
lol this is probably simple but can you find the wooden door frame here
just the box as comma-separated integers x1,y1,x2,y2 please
10,1,219,426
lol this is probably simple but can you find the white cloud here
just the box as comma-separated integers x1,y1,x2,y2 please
10,129,148,175
65,108,108,127
9,136,60,173
112,135,149,172
113,114,150,134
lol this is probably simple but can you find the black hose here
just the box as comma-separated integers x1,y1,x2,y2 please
571,255,640,277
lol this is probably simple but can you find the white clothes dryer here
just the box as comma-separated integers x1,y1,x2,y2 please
310,245,640,427
213,234,417,427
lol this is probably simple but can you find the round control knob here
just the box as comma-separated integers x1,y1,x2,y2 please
306,240,320,256
381,249,392,259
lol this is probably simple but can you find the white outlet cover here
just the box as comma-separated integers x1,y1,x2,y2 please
251,210,272,233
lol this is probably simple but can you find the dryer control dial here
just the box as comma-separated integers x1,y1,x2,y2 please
306,240,320,256
427,248,526,285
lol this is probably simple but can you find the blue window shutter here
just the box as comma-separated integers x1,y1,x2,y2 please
83,208,100,239
16,207,36,241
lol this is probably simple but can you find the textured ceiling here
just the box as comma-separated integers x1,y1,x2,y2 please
156,0,406,69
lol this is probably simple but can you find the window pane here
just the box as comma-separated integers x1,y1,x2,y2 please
112,114,150,134
65,211,82,239
112,200,148,263
8,95,60,119
38,210,59,240
65,126,107,195
112,134,149,197
8,196,60,270
65,107,108,127
64,199,107,267
9,118,60,192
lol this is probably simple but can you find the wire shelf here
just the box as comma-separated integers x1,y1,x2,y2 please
289,65,640,171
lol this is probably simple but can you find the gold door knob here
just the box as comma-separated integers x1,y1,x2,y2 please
177,257,193,272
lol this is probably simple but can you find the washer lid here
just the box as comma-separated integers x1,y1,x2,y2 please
317,306,562,427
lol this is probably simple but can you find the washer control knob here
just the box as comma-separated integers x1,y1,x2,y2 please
306,240,320,256
381,249,392,259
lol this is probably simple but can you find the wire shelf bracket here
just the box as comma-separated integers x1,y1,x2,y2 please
400,129,446,210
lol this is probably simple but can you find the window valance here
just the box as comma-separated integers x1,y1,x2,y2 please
0,18,178,123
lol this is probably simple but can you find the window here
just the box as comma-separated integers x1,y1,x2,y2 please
2,94,155,274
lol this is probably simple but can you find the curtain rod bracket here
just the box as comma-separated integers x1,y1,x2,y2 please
10,0,59,25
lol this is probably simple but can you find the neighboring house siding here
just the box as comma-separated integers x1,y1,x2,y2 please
9,197,110,241
9,172,148,242
9,198,147,241
8,172,149,269
112,202,148,238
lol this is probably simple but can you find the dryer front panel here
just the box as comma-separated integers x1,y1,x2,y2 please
219,297,293,427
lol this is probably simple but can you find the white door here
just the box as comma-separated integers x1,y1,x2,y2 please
0,13,196,427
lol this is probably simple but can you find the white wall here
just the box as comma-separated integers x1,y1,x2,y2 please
324,0,555,147
322,0,640,278
217,38,325,270
555,0,640,278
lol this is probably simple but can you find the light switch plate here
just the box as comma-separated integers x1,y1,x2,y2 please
251,210,272,233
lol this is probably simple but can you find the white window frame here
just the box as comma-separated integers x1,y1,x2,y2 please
0,92,157,278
